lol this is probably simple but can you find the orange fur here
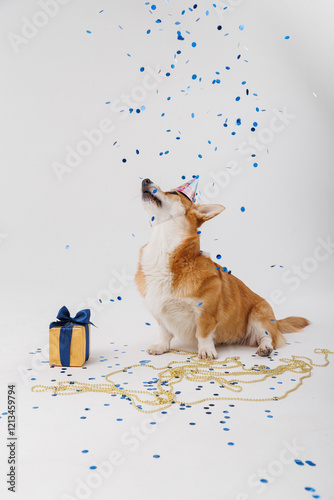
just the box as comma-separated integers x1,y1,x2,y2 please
277,317,310,333
136,181,309,357
135,245,147,297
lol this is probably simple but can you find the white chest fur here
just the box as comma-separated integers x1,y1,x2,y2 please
141,221,198,341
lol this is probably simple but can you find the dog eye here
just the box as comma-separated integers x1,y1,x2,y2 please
168,191,179,196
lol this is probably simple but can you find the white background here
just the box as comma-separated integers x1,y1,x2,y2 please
1,1,334,499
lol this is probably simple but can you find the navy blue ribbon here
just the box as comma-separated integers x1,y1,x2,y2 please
50,306,94,366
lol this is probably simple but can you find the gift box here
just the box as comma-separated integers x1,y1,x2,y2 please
49,306,93,367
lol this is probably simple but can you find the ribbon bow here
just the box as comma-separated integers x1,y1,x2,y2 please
50,306,95,329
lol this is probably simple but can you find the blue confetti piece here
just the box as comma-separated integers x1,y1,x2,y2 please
86,30,91,34
65,245,70,249
153,455,160,458
305,460,316,466
240,206,245,212
192,42,197,47
198,302,203,306
260,479,268,483
90,466,97,470
285,35,290,39
239,25,244,30
82,450,89,453
192,74,197,80
294,459,304,466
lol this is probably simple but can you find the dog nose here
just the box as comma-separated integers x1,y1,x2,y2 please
142,178,152,187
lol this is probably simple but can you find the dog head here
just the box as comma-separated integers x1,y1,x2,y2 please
141,178,225,231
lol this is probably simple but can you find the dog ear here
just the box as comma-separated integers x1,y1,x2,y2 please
193,204,225,222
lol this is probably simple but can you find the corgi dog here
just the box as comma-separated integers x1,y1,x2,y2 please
135,178,309,359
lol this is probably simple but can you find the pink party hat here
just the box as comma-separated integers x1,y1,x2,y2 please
175,177,199,203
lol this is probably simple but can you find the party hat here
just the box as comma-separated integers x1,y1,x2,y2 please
175,177,199,203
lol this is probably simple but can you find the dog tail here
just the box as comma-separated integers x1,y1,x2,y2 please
277,316,310,333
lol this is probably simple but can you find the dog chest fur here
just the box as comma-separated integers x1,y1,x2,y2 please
140,226,199,342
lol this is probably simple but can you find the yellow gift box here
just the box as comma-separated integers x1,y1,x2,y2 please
49,306,92,367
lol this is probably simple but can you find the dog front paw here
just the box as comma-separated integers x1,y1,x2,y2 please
198,347,218,360
257,344,273,357
147,344,169,355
